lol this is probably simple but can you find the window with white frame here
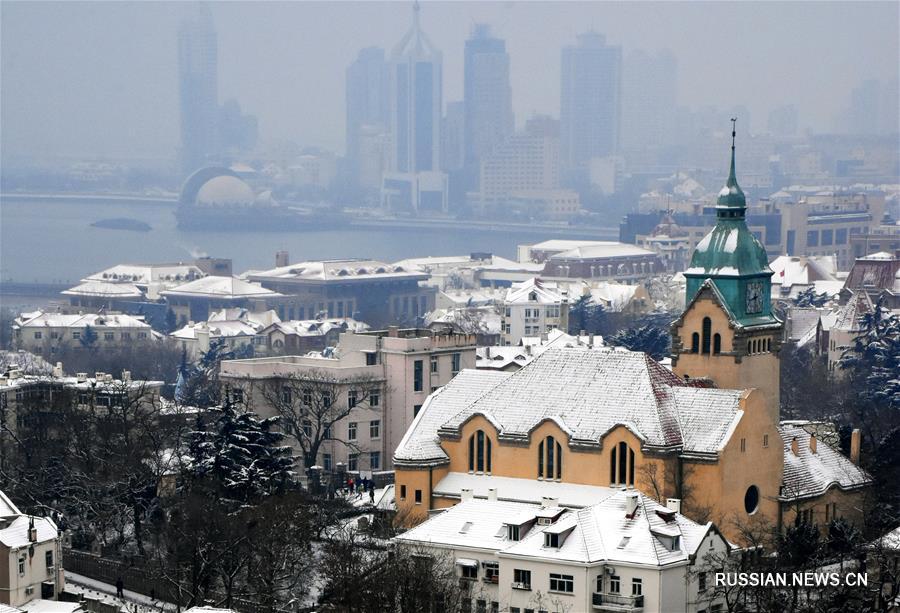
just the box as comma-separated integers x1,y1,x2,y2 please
513,568,531,589
549,573,573,593
482,561,499,583
348,453,358,471
632,578,642,596
430,356,439,373
369,390,380,406
348,390,358,408
370,420,380,439
348,422,357,440
369,451,380,470
609,575,621,593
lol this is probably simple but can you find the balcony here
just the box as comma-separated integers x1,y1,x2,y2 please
591,592,644,611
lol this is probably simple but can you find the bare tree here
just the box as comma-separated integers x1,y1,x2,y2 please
259,369,384,470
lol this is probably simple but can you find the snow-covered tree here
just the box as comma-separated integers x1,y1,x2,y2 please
608,324,670,361
187,402,294,505
839,299,900,411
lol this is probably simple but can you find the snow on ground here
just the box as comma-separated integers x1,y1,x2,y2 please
66,572,177,613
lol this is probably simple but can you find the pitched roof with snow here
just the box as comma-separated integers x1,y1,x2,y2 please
551,243,656,260
832,291,873,332
62,280,144,299
84,263,204,286
504,278,567,305
394,491,722,568
395,345,744,465
248,259,428,283
0,515,58,548
13,311,151,330
779,423,872,501
161,276,279,299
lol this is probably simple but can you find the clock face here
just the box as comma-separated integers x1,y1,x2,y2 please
746,282,763,314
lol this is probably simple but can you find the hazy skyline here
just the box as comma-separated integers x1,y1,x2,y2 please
2,1,898,162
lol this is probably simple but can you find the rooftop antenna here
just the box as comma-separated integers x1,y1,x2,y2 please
413,0,420,27
731,117,737,151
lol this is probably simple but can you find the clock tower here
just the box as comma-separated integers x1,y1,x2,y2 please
671,121,783,419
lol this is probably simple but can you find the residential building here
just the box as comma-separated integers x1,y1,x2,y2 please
560,32,621,183
0,367,163,472
12,312,157,356
823,291,874,373
536,242,665,283
393,138,872,544
177,4,218,176
394,492,729,613
247,255,436,327
849,222,900,261
463,25,514,179
474,116,560,212
220,327,476,473
767,255,842,300
504,190,580,222
842,251,900,307
0,491,65,607
170,308,281,359
160,276,282,325
635,212,692,273
260,318,369,356
499,278,570,346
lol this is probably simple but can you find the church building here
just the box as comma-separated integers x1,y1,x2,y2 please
392,127,871,545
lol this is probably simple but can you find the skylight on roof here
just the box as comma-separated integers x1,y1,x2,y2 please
617,536,631,549
459,521,473,534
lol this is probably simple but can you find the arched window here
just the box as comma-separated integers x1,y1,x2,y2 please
610,441,636,486
713,333,721,355
538,435,563,480
701,317,712,354
691,333,700,353
766,338,771,351
468,430,492,473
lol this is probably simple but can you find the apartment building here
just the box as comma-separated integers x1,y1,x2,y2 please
219,327,476,473
12,312,157,356
500,278,569,346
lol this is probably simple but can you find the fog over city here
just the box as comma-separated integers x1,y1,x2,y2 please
2,1,898,160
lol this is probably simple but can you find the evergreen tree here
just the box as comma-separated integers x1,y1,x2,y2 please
187,402,294,505
608,324,670,360
839,298,900,410
165,308,177,333
567,295,605,336
80,324,98,348
792,287,830,308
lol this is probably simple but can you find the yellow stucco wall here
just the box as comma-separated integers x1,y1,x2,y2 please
673,296,781,421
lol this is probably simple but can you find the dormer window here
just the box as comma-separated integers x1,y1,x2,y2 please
544,532,560,548
507,524,520,541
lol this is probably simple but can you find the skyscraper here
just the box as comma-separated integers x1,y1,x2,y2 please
560,32,621,183
177,4,218,177
388,2,442,173
621,49,677,151
346,47,389,172
463,25,514,170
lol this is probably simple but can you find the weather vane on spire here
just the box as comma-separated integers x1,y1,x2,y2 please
730,117,737,149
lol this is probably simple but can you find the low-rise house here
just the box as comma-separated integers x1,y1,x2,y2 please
171,308,280,359
261,317,369,355
426,307,501,346
0,491,65,607
823,291,874,373
500,278,569,346
843,251,900,307
12,311,158,356
394,490,730,613
476,329,604,372
768,255,843,300
779,421,873,527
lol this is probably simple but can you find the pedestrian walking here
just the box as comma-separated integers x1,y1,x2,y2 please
115,577,124,598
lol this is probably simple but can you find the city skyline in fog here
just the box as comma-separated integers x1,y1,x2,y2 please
2,1,898,162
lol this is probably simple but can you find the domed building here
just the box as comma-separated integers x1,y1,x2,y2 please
195,174,257,207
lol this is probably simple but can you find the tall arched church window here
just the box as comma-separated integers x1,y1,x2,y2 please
713,333,722,355
468,430,491,473
691,333,700,353
538,435,563,479
611,441,636,486
701,317,712,354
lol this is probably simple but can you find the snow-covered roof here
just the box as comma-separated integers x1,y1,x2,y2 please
876,525,900,551
779,423,872,501
0,491,22,517
504,278,566,305
550,242,656,260
395,491,720,568
0,514,58,548
265,318,370,337
84,263,204,286
172,320,262,341
62,280,144,299
769,256,838,289
395,345,744,465
248,259,428,283
19,602,81,613
161,276,279,299
832,291,874,332
475,330,604,371
427,307,501,335
13,311,152,330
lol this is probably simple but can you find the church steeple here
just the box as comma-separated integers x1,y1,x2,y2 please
716,118,747,216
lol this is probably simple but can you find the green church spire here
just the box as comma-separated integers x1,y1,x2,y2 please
716,118,747,215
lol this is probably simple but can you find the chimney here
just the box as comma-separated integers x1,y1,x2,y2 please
485,346,491,358
28,517,37,543
461,488,474,502
589,334,595,347
809,433,817,454
541,496,559,509
76,372,87,383
122,370,131,383
95,371,105,381
666,498,681,513
625,492,640,518
487,488,498,501
850,429,861,465
275,250,290,267
53,362,64,377
790,436,799,456
387,325,399,338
